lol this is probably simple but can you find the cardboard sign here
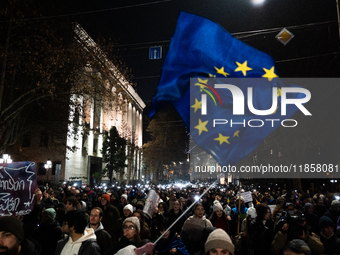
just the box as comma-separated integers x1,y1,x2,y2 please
237,191,253,203
0,162,37,216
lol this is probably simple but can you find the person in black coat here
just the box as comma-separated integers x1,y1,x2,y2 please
324,200,340,226
304,203,320,235
167,200,187,235
100,194,121,241
32,208,63,255
319,216,340,254
249,203,274,255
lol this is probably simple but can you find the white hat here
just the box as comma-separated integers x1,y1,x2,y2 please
331,200,340,206
236,196,245,203
205,229,234,255
213,200,223,212
247,207,257,218
121,194,128,201
124,204,134,214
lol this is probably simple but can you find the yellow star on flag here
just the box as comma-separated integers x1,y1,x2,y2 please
214,66,229,77
191,98,201,113
235,61,252,76
195,78,208,90
262,66,278,81
233,130,240,138
209,73,216,78
214,133,230,145
195,119,209,135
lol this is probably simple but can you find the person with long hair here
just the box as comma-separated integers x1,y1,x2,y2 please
249,203,274,255
167,200,187,235
209,200,230,234
181,203,213,254
158,202,168,215
133,209,151,240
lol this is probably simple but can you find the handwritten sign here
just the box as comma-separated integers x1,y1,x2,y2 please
237,191,253,203
0,162,37,216
143,189,159,219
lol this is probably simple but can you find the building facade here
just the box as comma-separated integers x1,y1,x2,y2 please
7,24,145,186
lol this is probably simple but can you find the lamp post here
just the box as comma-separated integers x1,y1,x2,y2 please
0,154,13,164
44,159,52,182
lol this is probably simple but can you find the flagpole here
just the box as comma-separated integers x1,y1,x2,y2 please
336,0,340,45
237,180,241,234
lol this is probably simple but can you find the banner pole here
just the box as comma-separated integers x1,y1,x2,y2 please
237,180,241,234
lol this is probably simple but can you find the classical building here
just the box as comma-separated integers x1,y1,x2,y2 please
7,24,145,187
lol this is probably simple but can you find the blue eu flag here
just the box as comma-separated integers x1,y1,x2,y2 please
149,12,307,167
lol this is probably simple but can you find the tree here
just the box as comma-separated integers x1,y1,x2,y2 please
143,105,189,182
0,0,130,154
101,126,127,186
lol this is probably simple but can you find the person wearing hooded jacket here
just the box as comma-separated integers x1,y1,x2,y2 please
181,203,213,255
55,210,100,255
87,207,112,254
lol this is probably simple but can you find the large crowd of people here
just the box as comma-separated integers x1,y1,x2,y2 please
1,181,340,255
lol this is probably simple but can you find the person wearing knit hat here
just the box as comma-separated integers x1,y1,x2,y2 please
205,228,234,255
124,204,134,217
123,216,141,234
101,193,110,203
209,201,230,234
319,216,340,254
331,199,340,206
213,200,223,212
319,216,334,230
246,207,257,219
35,208,63,255
0,216,41,255
44,207,57,221
100,192,121,241
121,194,128,202
0,216,24,241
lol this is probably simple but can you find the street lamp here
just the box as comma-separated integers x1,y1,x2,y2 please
0,154,13,164
251,0,265,6
44,159,52,182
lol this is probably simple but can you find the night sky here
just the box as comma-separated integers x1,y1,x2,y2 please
50,0,339,104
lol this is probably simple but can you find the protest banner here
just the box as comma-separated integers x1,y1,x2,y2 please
237,191,253,203
143,189,159,218
0,162,37,216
